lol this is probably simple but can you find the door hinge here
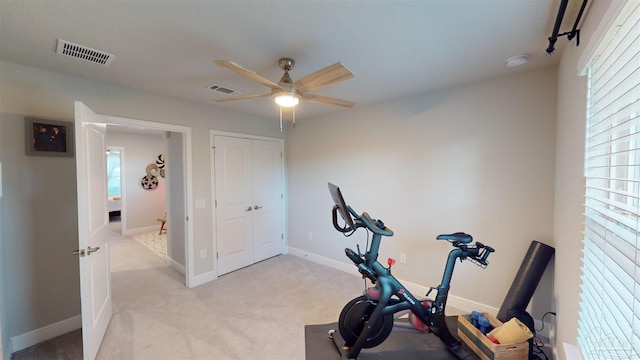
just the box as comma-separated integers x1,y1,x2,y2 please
186,216,189,221
216,252,218,259
281,152,283,158
215,199,217,207
281,193,283,199
281,234,284,240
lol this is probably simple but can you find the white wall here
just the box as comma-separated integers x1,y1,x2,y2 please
287,67,557,318
166,131,186,267
0,113,80,352
107,131,166,233
0,60,283,352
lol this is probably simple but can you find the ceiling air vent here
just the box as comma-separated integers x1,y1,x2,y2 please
56,39,115,66
207,84,242,96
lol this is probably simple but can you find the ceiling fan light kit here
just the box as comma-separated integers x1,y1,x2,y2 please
213,57,355,130
273,91,300,107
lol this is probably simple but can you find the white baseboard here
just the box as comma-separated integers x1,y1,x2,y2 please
10,315,81,353
164,256,186,275
188,270,217,288
288,246,552,339
287,246,357,274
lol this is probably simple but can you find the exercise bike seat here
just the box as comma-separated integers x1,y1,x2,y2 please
436,232,473,244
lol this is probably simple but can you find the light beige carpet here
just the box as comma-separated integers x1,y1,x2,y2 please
98,233,365,359
132,231,167,258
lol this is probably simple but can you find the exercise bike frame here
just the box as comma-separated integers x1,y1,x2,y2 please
332,204,493,359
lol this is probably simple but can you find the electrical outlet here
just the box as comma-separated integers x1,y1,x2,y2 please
400,253,407,264
200,249,207,259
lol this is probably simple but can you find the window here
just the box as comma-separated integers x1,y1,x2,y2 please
107,148,121,197
579,2,640,359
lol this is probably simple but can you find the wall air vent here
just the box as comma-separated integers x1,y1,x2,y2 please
206,84,242,96
56,39,115,66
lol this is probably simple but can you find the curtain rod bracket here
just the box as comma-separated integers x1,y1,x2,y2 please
545,0,588,55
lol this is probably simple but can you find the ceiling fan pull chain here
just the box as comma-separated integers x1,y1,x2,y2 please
279,106,283,132
293,108,296,128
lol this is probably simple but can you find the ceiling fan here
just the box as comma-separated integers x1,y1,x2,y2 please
213,58,356,109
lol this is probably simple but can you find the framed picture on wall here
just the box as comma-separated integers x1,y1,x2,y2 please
25,117,75,157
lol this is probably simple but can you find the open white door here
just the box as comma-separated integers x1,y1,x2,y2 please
75,101,112,360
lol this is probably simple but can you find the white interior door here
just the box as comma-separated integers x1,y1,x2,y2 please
214,136,253,275
214,135,284,275
252,139,284,262
75,101,112,360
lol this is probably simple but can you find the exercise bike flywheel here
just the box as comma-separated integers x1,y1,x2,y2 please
338,296,394,348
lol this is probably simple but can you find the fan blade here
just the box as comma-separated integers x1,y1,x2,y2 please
214,60,284,91
295,62,354,93
302,93,356,108
214,93,271,102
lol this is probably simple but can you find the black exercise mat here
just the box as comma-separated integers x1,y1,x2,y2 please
305,317,480,360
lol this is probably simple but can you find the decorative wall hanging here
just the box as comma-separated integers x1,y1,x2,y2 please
140,174,158,190
25,117,75,157
141,163,159,190
156,154,165,178
140,154,166,190
146,163,160,176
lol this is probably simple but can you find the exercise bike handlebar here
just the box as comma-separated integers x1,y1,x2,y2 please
332,205,394,236
474,242,495,266
450,241,495,268
359,212,394,236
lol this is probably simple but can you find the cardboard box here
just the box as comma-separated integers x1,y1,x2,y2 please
457,313,529,360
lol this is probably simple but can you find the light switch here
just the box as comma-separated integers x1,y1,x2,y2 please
196,199,205,208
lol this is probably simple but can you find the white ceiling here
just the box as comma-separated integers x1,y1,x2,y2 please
0,0,586,120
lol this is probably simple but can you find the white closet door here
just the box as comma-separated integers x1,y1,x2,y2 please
252,139,284,262
214,136,253,275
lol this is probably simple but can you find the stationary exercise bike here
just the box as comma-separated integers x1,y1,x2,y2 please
327,183,495,359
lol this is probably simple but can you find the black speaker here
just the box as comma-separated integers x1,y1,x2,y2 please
497,240,555,322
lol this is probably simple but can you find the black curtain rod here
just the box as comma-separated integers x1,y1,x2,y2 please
546,0,588,55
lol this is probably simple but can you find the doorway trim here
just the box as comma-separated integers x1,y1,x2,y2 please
104,115,195,288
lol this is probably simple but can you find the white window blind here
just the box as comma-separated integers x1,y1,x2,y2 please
580,1,640,359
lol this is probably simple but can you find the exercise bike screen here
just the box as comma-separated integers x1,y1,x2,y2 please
328,183,355,230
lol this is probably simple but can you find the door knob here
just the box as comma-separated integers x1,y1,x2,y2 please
245,206,252,212
87,246,100,255
254,205,263,210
